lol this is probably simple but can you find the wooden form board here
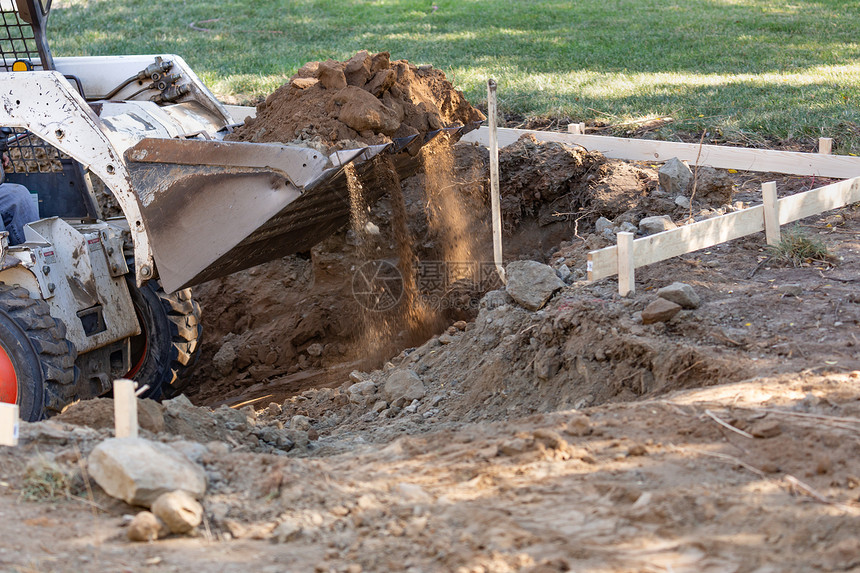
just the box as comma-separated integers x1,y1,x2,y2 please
0,403,19,447
588,176,860,282
113,379,138,439
460,127,860,179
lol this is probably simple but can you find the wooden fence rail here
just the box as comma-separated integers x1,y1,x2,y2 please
588,177,860,291
461,127,860,179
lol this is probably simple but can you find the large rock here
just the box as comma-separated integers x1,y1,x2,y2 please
151,490,204,534
641,298,682,324
334,86,400,135
638,215,677,235
658,157,693,195
505,260,565,311
383,370,426,403
317,60,348,90
657,282,700,309
88,437,206,507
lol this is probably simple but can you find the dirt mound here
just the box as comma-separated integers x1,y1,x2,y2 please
229,51,485,150
498,134,653,229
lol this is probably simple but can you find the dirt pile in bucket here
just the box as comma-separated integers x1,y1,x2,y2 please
228,50,485,150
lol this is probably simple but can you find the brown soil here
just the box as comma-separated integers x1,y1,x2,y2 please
3,97,860,571
229,51,485,151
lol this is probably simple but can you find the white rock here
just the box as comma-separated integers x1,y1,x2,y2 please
638,215,677,235
151,490,204,534
658,157,693,195
127,511,164,542
88,437,207,507
383,370,426,403
656,282,701,309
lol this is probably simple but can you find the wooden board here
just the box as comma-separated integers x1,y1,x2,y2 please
778,177,860,225
113,379,138,439
460,127,860,179
0,403,19,447
588,206,765,281
588,175,860,281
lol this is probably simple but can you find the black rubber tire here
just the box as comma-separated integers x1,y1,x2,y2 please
0,284,77,421
125,276,202,400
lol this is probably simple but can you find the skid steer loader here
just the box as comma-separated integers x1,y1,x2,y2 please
0,0,478,421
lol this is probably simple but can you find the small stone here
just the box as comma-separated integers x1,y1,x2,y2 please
127,511,163,542
674,195,691,209
639,215,677,235
383,370,425,403
658,157,693,195
212,344,237,377
694,165,734,205
641,298,682,325
347,380,377,404
556,264,572,282
778,284,802,297
290,415,311,431
595,216,614,234
619,221,638,234
267,402,282,416
564,414,592,437
505,260,565,311
348,370,366,383
290,77,319,90
627,444,648,457
452,321,468,331
371,400,388,414
273,519,302,543
657,282,701,309
750,420,782,439
306,343,324,357
151,490,203,534
480,289,514,310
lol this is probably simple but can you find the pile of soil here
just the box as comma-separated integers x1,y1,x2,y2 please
187,136,657,404
497,134,653,229
229,51,485,151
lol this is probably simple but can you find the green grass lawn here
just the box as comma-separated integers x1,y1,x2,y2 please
49,0,860,151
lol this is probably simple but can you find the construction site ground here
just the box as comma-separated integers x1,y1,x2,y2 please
2,130,860,572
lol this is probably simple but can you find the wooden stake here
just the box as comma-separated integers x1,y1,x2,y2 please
617,232,635,296
487,79,505,284
819,137,833,155
0,403,19,447
113,379,138,439
567,122,586,135
762,181,780,246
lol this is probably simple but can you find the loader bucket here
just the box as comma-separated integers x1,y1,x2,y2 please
123,133,457,293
